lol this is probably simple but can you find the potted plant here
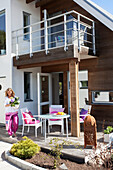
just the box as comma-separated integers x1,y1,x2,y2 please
104,126,113,143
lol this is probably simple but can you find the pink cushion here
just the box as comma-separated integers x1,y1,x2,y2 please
49,108,64,121
80,109,88,120
22,111,38,124
29,120,40,124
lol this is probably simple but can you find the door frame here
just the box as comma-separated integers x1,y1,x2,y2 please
37,73,52,115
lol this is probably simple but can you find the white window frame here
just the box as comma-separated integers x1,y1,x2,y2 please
23,11,30,41
0,10,6,55
92,91,113,105
24,72,33,102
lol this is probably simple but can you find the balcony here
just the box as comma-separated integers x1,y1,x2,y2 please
12,10,96,61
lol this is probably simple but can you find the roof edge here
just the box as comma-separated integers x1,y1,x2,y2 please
73,0,113,31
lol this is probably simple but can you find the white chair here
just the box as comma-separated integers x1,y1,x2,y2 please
20,107,42,137
80,105,92,123
48,105,64,134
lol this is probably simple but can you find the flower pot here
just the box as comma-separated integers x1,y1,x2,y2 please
104,133,113,143
104,134,110,143
1,49,6,55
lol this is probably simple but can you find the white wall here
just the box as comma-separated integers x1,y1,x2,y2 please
11,0,41,55
11,0,41,125
0,0,41,124
0,0,12,123
0,0,12,85
12,67,41,125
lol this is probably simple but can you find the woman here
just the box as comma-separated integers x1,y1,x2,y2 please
5,88,19,138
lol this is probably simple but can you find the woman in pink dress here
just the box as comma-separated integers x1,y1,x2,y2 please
5,88,19,138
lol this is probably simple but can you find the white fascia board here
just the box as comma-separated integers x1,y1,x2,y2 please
73,0,113,31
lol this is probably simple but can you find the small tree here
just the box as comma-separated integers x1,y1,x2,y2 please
49,138,80,169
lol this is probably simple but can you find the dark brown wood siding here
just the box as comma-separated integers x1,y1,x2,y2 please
25,0,113,122
80,24,113,122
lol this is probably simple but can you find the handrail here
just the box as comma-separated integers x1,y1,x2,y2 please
12,9,96,59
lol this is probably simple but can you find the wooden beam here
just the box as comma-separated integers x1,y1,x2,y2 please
42,64,69,73
16,58,77,69
35,0,53,7
69,60,80,137
26,0,34,4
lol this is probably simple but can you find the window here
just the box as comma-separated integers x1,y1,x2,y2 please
79,81,88,89
0,84,2,90
0,10,6,55
23,12,30,40
24,72,32,101
92,91,113,104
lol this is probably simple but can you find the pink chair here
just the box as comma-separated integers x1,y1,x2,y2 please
48,105,65,134
20,107,42,137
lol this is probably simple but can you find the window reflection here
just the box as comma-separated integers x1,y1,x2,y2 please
0,10,6,55
92,91,113,104
24,72,31,101
23,12,30,40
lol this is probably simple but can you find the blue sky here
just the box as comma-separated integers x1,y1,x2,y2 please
91,0,113,15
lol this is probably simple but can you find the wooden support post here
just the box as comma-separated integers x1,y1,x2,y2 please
63,71,68,113
69,60,80,137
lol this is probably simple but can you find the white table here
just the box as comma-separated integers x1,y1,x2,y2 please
38,114,70,141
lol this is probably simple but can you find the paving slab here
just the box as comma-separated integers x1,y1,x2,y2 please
0,141,20,170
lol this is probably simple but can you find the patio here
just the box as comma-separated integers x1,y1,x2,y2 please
0,123,104,164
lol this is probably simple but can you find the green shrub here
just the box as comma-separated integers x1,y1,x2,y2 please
10,136,40,159
104,126,113,134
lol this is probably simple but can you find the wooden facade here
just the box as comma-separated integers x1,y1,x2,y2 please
14,0,113,135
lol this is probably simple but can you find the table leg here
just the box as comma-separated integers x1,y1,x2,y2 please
48,119,50,133
66,118,68,138
62,119,64,135
45,119,46,141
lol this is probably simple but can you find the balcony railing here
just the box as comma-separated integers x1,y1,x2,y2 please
12,10,96,60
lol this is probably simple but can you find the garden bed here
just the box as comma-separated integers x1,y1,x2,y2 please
26,151,97,170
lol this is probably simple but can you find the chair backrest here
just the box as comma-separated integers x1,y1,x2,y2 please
20,107,33,124
84,105,92,113
51,105,62,108
20,107,29,114
20,108,29,118
49,105,64,114
55,36,65,47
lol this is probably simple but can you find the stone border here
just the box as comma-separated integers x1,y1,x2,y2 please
1,135,85,165
41,146,85,164
5,150,46,170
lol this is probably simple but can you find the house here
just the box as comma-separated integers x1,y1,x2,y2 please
0,0,113,137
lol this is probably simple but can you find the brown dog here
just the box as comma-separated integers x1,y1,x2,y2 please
84,115,97,149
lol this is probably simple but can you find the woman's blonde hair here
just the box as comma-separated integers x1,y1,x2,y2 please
5,88,15,97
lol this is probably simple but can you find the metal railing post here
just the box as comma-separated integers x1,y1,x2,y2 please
30,26,33,57
78,14,80,52
93,21,96,55
16,31,19,60
64,14,67,51
44,9,48,55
